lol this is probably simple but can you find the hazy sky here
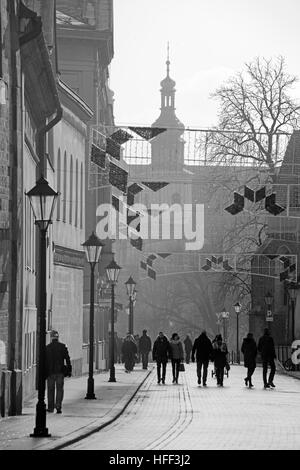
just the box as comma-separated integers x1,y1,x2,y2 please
110,0,300,129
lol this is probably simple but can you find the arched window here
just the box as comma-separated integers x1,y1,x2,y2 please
75,159,78,227
63,151,67,222
80,163,83,229
56,149,61,221
69,155,73,224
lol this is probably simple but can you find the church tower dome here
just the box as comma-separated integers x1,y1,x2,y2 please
152,45,184,131
151,45,185,171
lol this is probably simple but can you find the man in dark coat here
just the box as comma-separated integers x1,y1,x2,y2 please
139,330,152,370
183,335,193,364
192,330,213,386
46,330,72,414
258,328,276,388
241,333,257,388
152,332,171,384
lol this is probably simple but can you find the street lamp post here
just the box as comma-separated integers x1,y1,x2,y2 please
288,283,298,342
106,259,122,382
26,176,58,437
125,276,137,335
82,232,104,399
234,302,242,364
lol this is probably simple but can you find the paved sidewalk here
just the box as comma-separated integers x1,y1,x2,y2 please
0,364,151,450
67,363,300,450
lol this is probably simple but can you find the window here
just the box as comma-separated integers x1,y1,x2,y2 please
56,149,61,220
69,155,73,224
63,152,67,222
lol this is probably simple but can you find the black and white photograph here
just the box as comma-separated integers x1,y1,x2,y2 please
1,0,300,456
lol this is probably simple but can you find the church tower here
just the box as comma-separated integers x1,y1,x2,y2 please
151,46,185,172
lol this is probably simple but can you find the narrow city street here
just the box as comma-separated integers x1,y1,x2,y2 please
65,364,300,450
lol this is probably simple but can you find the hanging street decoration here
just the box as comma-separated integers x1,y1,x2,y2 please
127,183,144,206
136,252,296,282
91,143,106,169
140,253,172,280
105,129,133,161
225,186,285,216
201,256,234,272
130,237,143,251
141,182,170,192
112,195,120,212
128,126,167,141
109,160,128,193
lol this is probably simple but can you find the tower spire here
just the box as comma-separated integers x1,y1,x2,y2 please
166,42,170,76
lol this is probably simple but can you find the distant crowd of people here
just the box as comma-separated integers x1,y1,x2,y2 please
114,327,276,389
44,327,277,414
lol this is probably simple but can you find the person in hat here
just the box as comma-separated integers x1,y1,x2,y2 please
45,330,72,414
139,329,152,370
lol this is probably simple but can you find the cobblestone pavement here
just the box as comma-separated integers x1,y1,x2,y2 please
66,363,300,450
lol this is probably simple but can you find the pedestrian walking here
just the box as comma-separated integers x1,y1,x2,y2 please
212,334,228,387
134,334,141,363
122,334,137,373
139,329,152,369
191,330,213,386
183,334,193,364
241,332,257,388
152,331,171,384
169,333,184,384
257,328,276,389
45,330,72,414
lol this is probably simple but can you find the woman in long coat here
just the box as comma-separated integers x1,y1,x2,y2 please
169,333,184,384
241,333,257,388
122,334,137,373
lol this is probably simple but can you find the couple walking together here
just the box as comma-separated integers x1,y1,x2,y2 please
153,332,184,384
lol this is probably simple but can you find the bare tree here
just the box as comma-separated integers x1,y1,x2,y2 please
210,56,299,173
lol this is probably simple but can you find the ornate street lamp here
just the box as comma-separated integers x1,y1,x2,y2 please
125,276,137,335
106,259,122,382
82,232,104,399
26,177,58,438
234,302,242,364
264,291,273,308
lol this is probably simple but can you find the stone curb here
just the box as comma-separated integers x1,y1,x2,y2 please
33,367,153,451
